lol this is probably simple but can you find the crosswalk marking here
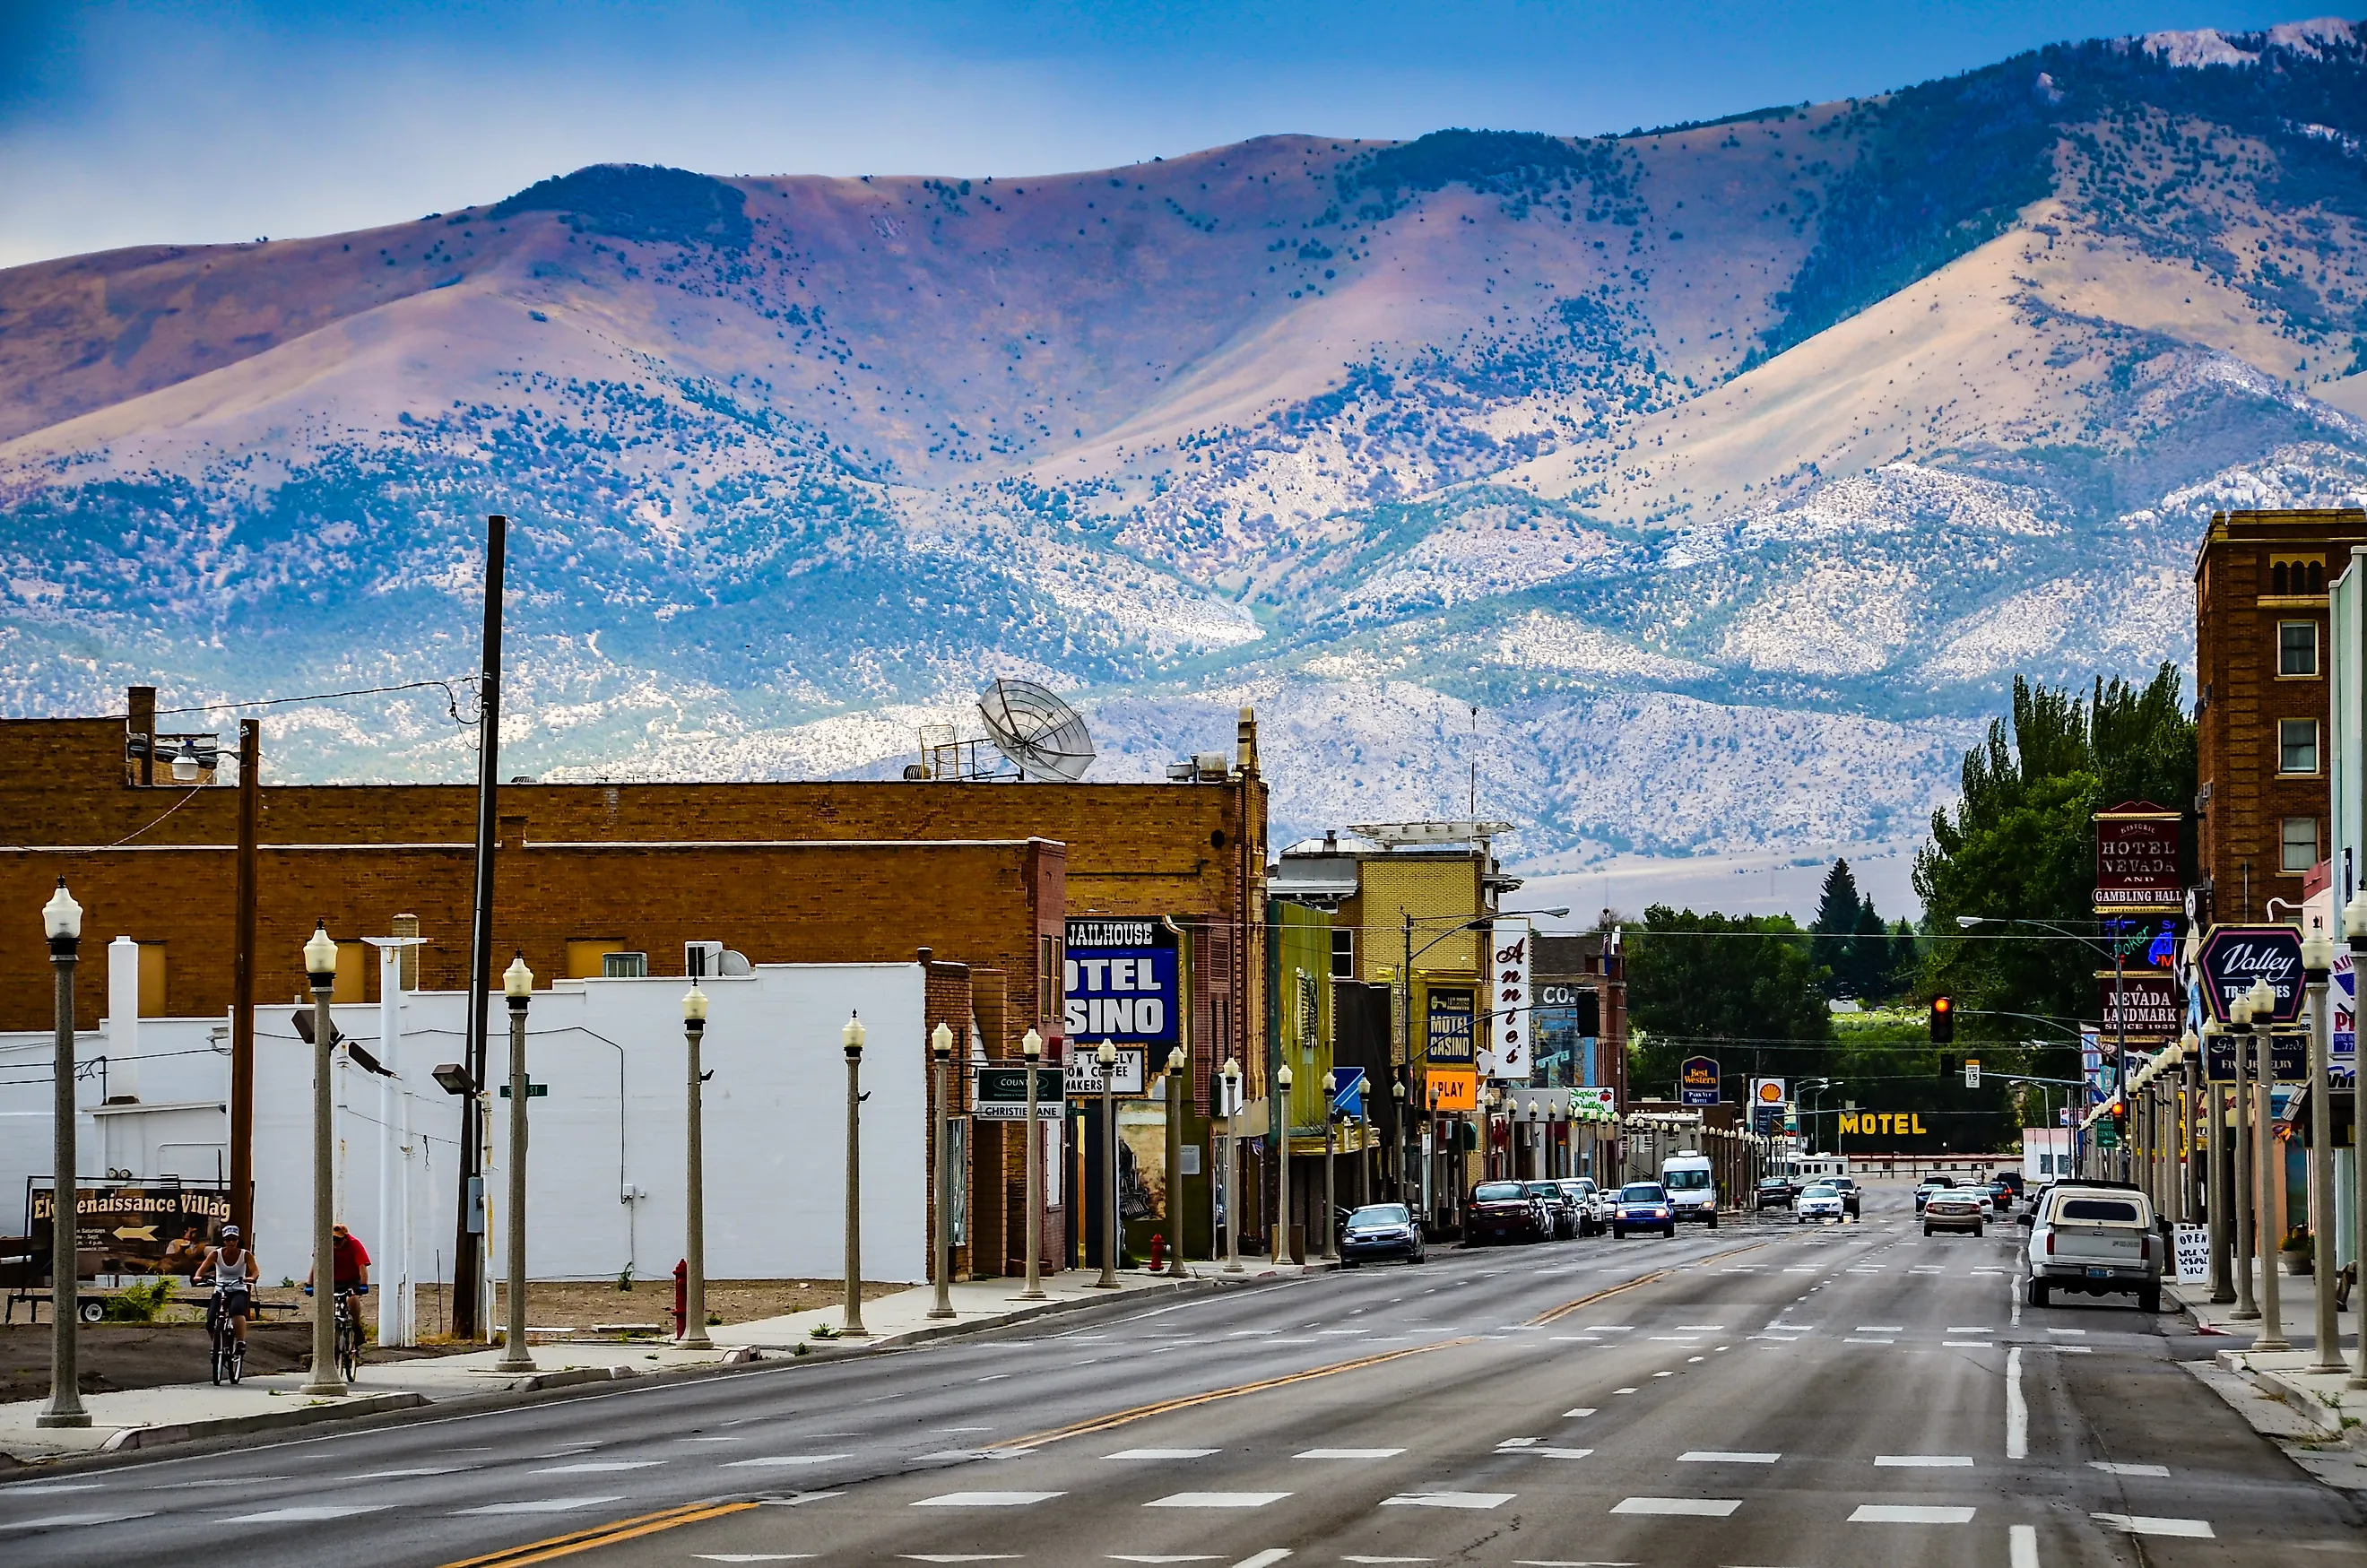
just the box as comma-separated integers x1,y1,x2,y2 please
1504,1447,1593,1459
1678,1451,1779,1463
2089,1461,2169,1477
912,1492,1065,1507
2094,1512,2212,1538
724,1455,851,1468
1107,1449,1220,1460
1875,1456,1974,1468
224,1504,388,1523
452,1497,623,1516
1610,1497,1739,1516
1147,1493,1289,1508
1382,1493,1513,1509
532,1460,663,1474
1296,1448,1404,1460
1851,1504,1977,1523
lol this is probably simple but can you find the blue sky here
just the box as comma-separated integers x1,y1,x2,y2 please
0,2,2332,267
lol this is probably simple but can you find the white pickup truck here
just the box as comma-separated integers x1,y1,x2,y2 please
2022,1182,2161,1312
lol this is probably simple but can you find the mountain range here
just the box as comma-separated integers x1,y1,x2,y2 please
4,17,2367,897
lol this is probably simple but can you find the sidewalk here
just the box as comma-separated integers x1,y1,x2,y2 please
2170,1277,2367,1489
0,1260,1330,1466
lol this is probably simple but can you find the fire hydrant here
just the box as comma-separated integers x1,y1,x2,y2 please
1146,1232,1166,1272
672,1258,689,1339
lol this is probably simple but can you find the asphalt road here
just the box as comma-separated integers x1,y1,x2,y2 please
3,1182,2358,1567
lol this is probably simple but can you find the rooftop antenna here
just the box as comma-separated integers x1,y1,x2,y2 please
979,679,1096,783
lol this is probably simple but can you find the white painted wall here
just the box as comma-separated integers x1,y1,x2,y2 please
0,962,928,1291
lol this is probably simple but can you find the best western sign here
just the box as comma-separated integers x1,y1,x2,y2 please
1834,1112,1934,1138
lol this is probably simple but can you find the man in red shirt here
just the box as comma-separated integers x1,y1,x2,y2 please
305,1222,371,1301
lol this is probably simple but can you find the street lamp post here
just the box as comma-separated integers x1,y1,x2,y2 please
2203,1023,2233,1303
1274,1061,1295,1265
1164,1044,1187,1278
494,953,537,1373
37,880,88,1429
2347,888,2367,1390
300,922,348,1396
681,984,714,1347
840,1011,870,1337
1221,1057,1244,1273
2247,978,2289,1348
1391,1077,1406,1200
930,1021,957,1320
1094,1039,1120,1289
2180,1027,2201,1227
1019,1029,1047,1301
1321,1103,1339,1263
2302,925,2343,1373
2228,993,2260,1320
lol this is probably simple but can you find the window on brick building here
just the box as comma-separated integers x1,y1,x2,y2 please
1331,927,1355,979
2280,621,2319,677
2282,816,2319,874
1039,933,1062,1027
2279,719,2320,775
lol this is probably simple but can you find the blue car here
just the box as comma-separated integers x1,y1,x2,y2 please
1609,1181,1676,1239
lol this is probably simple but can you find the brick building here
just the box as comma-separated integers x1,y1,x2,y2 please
2194,508,2367,921
1,690,1270,1277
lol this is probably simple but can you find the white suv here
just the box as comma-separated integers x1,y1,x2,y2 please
1660,1152,1719,1227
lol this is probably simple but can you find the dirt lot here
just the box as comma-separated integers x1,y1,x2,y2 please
435,1278,908,1336
0,1320,457,1403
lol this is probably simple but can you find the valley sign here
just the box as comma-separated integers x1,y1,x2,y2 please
2196,925,2306,1026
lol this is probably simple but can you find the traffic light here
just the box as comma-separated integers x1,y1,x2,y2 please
1929,994,1955,1044
1938,1053,1958,1079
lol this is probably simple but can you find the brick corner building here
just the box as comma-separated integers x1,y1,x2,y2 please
2194,507,2367,923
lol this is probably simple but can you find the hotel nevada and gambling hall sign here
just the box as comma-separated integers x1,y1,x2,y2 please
2094,801,2182,913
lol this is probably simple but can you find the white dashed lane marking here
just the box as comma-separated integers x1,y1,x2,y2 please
724,1455,852,1468
1381,1493,1513,1509
1106,1449,1218,1460
1294,1449,1403,1460
1145,1494,1291,1509
2094,1512,2213,1538
1875,1455,1974,1467
1851,1504,1977,1523
451,1497,623,1516
1610,1497,1740,1516
911,1493,1065,1508
2090,1461,2169,1477
1678,1451,1780,1463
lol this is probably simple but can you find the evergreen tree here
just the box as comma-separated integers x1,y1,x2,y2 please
1810,858,1862,994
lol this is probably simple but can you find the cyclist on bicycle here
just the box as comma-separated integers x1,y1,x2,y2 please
191,1225,256,1347
304,1222,371,1320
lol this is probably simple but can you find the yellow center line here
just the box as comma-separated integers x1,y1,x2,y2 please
437,1500,756,1568
995,1336,1478,1450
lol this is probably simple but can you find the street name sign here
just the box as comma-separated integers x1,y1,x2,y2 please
1330,1066,1367,1120
2196,925,2305,1025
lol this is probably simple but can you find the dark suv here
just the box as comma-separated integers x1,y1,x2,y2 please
1466,1181,1549,1244
1755,1176,1795,1210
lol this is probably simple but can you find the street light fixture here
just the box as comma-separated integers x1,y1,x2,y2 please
929,1020,957,1320
1274,1060,1295,1266
170,736,203,784
493,952,537,1372
1164,1044,1187,1278
299,921,347,1396
36,879,88,1429
1017,1028,1046,1301
1094,1039,1121,1289
2347,888,2367,1389
681,983,714,1347
839,1011,870,1337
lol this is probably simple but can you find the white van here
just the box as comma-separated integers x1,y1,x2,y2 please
1660,1151,1719,1227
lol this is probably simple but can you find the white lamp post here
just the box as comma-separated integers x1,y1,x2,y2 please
841,1011,870,1336
1220,1056,1243,1273
1274,1061,1295,1265
37,880,88,1428
930,1020,957,1320
494,952,537,1372
2248,976,2289,1348
299,921,348,1396
1164,1045,1187,1278
2347,888,2367,1389
680,983,713,1348
1018,1028,1047,1301
2303,925,2343,1373
1095,1039,1120,1288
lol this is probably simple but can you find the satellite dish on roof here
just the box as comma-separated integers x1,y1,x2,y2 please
978,679,1095,783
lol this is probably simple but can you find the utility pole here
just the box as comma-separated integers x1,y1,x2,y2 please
455,514,506,1342
230,719,259,1238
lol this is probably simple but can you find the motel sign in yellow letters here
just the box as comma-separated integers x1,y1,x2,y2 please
1835,1112,1929,1137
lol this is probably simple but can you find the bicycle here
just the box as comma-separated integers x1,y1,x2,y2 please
204,1287,246,1386
308,1283,368,1381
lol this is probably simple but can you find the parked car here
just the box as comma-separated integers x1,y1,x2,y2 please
1610,1181,1676,1238
1660,1151,1720,1227
1526,1181,1581,1240
1466,1181,1550,1244
1913,1175,1955,1214
1994,1169,2026,1202
1340,1202,1425,1265
2023,1182,2161,1312
1755,1176,1796,1210
1558,1178,1610,1235
1983,1179,2014,1213
1826,1175,1861,1217
1923,1185,1989,1235
1795,1182,1845,1223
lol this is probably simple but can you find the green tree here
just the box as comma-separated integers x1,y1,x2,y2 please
1626,905,1834,1096
1912,663,2195,1096
1810,859,1864,993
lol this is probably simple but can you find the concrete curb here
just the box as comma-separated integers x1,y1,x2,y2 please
94,1390,428,1453
2212,1348,2350,1438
